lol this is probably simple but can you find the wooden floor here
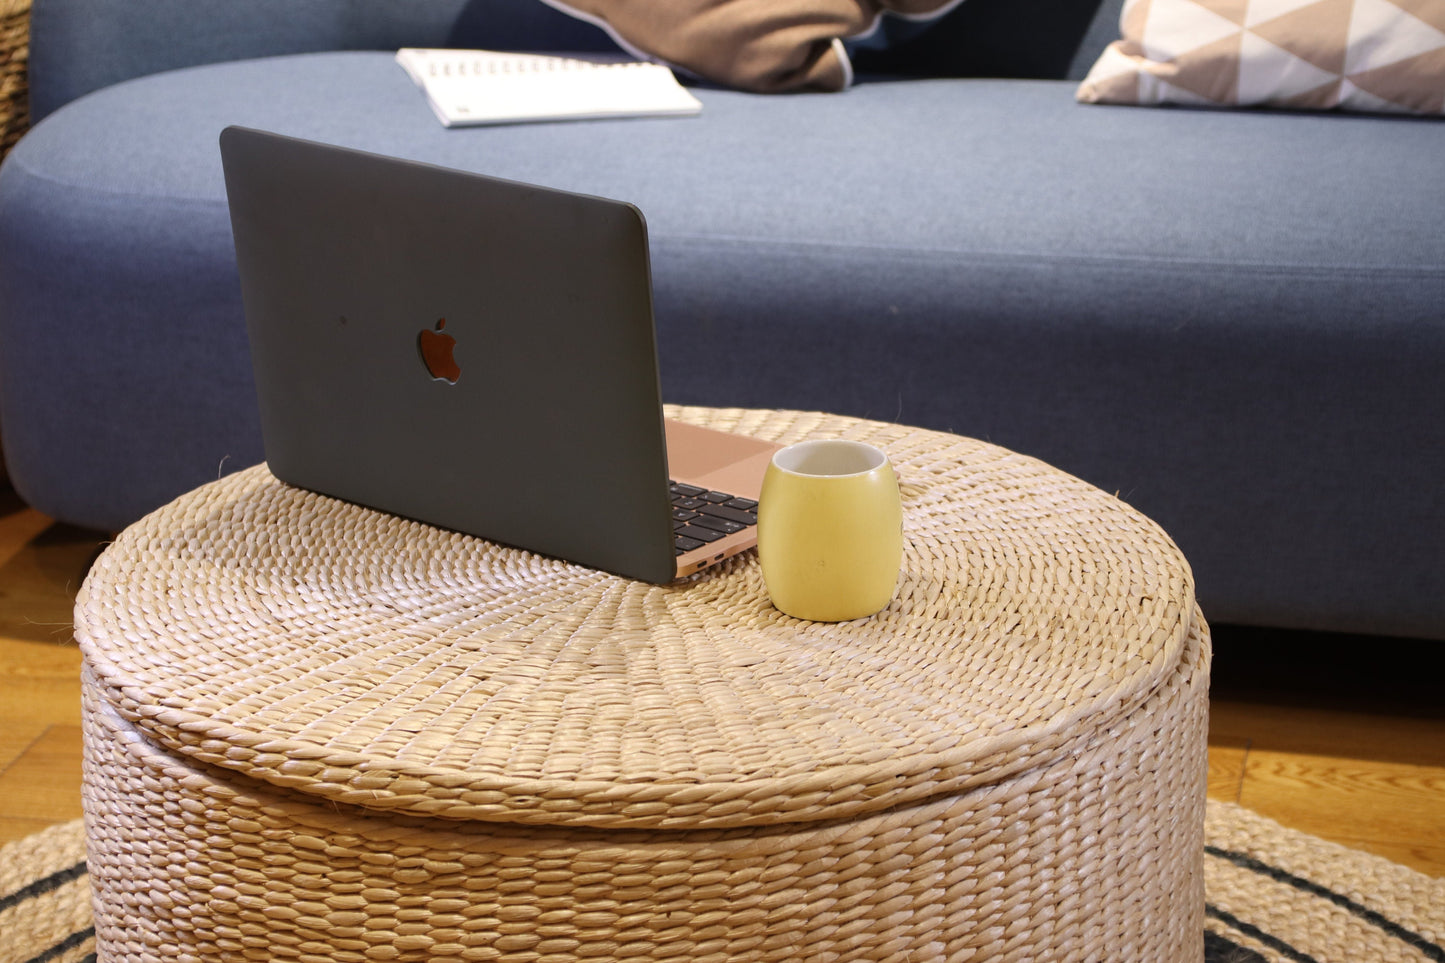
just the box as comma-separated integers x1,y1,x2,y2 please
1,485,1441,877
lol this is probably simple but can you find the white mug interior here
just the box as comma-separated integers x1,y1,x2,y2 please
772,440,887,478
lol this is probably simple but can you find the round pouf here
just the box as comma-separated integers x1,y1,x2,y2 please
75,407,1210,963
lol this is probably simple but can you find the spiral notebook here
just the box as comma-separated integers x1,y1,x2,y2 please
396,48,703,127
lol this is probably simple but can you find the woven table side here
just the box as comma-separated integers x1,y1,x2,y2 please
75,408,1198,830
81,612,1209,963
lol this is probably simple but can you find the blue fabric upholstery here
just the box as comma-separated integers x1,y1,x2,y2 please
25,0,1123,121
1,50,1441,638
26,0,622,120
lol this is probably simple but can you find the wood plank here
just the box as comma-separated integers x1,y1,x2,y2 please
0,719,48,775
1237,748,1445,877
1317,838,1445,878
0,501,105,644
0,501,93,783
0,497,53,566
0,635,84,680
0,637,83,729
0,724,85,829
0,508,98,840
1207,744,1246,803
1211,698,1445,769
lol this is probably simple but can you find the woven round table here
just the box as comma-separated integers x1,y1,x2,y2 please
75,407,1210,963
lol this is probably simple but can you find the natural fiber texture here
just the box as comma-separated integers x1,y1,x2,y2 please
7,804,1441,963
0,819,95,963
75,407,1209,961
76,407,1198,830
0,0,26,481
0,0,29,163
1203,801,1445,963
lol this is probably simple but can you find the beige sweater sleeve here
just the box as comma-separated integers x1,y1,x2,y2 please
546,0,960,93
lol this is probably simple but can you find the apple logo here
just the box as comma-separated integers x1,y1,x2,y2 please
417,318,461,384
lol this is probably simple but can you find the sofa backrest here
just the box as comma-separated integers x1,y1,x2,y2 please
29,0,1126,120
850,0,1124,81
1070,0,1128,78
27,0,619,120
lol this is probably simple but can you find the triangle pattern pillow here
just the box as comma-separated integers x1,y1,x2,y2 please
1077,0,1445,113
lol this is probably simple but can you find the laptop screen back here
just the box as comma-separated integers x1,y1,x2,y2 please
220,127,679,583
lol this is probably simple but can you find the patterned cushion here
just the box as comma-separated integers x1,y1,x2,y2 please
1077,0,1445,114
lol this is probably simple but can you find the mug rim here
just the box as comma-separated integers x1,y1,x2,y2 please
770,439,888,478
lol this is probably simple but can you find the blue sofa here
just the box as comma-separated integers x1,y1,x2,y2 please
1,0,1442,638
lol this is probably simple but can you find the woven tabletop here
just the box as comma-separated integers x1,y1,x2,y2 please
75,407,1197,831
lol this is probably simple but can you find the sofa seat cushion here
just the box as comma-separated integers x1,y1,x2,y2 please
1,51,1442,634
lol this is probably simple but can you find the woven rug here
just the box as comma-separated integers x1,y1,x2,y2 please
2,801,1440,963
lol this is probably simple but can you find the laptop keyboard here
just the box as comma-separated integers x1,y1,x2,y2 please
670,481,759,555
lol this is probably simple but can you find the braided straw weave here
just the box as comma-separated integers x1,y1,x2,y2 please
0,0,29,163
0,819,95,963
76,407,1210,962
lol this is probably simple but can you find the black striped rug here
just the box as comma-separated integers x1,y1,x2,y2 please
3,801,1441,962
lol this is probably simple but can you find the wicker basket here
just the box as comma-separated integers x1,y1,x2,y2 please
0,0,25,481
76,407,1210,962
0,0,29,163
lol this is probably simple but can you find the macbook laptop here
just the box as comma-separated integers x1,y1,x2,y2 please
219,126,778,584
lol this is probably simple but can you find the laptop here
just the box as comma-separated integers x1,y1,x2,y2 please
219,126,779,584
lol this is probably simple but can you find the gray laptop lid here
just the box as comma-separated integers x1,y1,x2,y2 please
220,126,678,583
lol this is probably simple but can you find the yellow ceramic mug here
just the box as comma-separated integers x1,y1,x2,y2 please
757,439,904,622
